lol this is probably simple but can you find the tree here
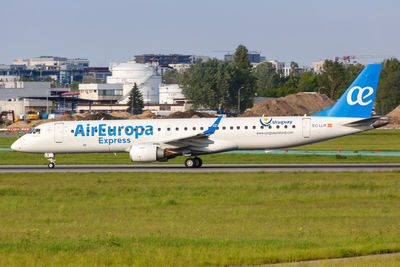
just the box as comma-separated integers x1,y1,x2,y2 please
319,60,346,99
290,61,299,76
127,83,144,114
253,62,281,95
376,58,400,114
70,81,79,91
297,72,318,92
163,69,182,84
232,44,256,112
182,59,236,110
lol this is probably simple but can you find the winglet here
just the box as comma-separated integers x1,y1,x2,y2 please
203,116,222,135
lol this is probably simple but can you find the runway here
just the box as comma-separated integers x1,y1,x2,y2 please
1,163,400,173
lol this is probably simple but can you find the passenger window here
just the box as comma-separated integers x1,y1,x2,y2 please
284,125,288,129
158,128,161,131
200,127,204,130
192,127,196,131
268,126,272,129
176,127,179,131
276,125,280,129
260,126,264,129
167,128,171,131
237,126,240,130
217,127,219,130
184,127,187,131
244,126,248,129
252,126,256,129
292,125,296,128
222,126,226,130
71,130,74,133
230,126,233,130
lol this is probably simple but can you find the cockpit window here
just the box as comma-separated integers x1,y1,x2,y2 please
28,128,41,134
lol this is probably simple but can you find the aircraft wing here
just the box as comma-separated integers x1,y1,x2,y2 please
145,116,223,150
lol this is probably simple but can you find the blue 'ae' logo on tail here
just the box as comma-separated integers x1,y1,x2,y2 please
312,64,382,118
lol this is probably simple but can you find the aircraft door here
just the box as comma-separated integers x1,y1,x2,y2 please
54,123,64,143
302,118,311,138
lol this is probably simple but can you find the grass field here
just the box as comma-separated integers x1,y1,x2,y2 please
1,129,400,165
0,172,399,266
3,151,400,165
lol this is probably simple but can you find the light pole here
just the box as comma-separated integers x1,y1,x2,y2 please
238,86,243,113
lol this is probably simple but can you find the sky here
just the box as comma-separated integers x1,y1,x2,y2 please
1,0,399,66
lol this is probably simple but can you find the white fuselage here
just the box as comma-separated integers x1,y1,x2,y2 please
11,116,371,155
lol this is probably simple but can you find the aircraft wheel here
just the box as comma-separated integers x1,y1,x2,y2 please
185,158,195,168
48,162,55,169
194,157,202,168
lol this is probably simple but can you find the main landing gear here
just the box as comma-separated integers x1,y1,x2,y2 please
44,153,56,169
185,157,203,168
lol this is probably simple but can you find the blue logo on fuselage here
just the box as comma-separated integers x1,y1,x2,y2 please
74,123,153,145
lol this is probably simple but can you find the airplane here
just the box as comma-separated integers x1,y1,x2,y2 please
11,64,386,168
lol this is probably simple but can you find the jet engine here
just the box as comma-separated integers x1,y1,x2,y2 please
129,144,167,162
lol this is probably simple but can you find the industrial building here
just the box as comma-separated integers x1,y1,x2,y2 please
159,84,185,104
0,98,49,118
0,80,51,101
79,84,123,103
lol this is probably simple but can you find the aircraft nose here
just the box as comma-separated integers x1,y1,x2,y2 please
11,139,21,151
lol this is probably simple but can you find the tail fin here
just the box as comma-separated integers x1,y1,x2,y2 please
312,64,382,118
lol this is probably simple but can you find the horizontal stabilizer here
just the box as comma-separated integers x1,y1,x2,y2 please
343,117,388,128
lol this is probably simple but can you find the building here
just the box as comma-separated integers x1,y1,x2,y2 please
159,84,185,104
107,62,161,104
0,81,51,101
168,64,191,73
264,60,285,71
312,60,326,74
79,84,123,103
83,67,111,82
0,75,20,82
134,54,194,66
0,98,49,118
13,56,89,70
224,51,265,64
282,66,308,77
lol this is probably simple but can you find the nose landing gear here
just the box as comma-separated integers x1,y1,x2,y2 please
185,157,203,168
44,153,56,169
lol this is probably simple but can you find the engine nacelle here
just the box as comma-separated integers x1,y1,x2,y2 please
129,144,166,162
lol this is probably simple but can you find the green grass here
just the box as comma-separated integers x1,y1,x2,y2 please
0,172,399,266
294,130,400,151
2,151,400,165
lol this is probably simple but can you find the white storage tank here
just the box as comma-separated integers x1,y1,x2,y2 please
107,61,161,104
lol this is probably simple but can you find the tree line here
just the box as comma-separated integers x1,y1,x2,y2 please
164,45,400,115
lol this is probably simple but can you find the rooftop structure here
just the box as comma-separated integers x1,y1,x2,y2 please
0,81,51,101
134,54,195,66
